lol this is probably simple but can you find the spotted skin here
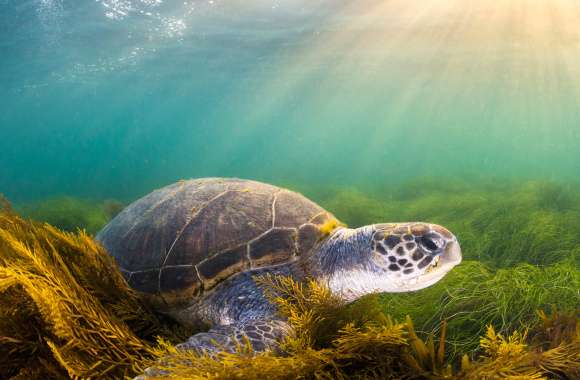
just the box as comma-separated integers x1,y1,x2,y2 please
371,223,454,278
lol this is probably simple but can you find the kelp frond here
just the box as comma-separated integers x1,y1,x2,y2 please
255,273,345,348
479,325,528,360
144,274,580,379
403,317,454,378
533,307,580,349
459,322,580,379
0,213,186,379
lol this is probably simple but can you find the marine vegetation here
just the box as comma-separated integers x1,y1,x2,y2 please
304,179,580,268
142,275,579,380
0,207,188,380
17,196,123,234
380,259,579,357
0,179,579,379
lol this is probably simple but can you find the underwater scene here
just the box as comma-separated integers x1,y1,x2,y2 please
1,0,579,379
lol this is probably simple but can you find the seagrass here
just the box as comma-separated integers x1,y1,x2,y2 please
0,199,578,379
144,275,579,380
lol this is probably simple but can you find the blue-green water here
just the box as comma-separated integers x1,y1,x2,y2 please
2,0,580,203
1,4,579,378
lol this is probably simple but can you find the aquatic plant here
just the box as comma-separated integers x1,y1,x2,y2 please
144,275,579,379
0,212,187,379
17,196,121,234
254,273,345,349
102,199,125,220
379,259,579,357
0,205,578,379
460,321,580,379
304,179,580,268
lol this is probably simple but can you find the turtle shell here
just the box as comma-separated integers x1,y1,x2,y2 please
96,178,335,308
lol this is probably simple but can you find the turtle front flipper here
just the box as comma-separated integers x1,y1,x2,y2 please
177,319,291,353
136,319,292,379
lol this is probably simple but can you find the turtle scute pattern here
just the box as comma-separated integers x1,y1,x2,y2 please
96,178,335,308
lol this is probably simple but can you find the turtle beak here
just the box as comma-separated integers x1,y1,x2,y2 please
420,237,462,284
440,238,462,270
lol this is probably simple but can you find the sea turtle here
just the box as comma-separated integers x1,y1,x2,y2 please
96,178,462,355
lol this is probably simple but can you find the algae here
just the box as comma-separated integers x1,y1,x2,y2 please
0,212,188,379
378,259,579,358
303,179,580,268
17,196,123,234
143,275,579,380
1,179,579,379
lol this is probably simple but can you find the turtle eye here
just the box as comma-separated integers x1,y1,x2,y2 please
419,234,444,253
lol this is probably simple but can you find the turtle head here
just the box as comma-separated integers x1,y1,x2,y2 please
368,223,462,290
321,223,462,302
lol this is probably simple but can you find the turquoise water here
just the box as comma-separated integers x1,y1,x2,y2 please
1,4,579,378
2,0,580,203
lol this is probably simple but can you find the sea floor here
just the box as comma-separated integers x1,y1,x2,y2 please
0,178,578,378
